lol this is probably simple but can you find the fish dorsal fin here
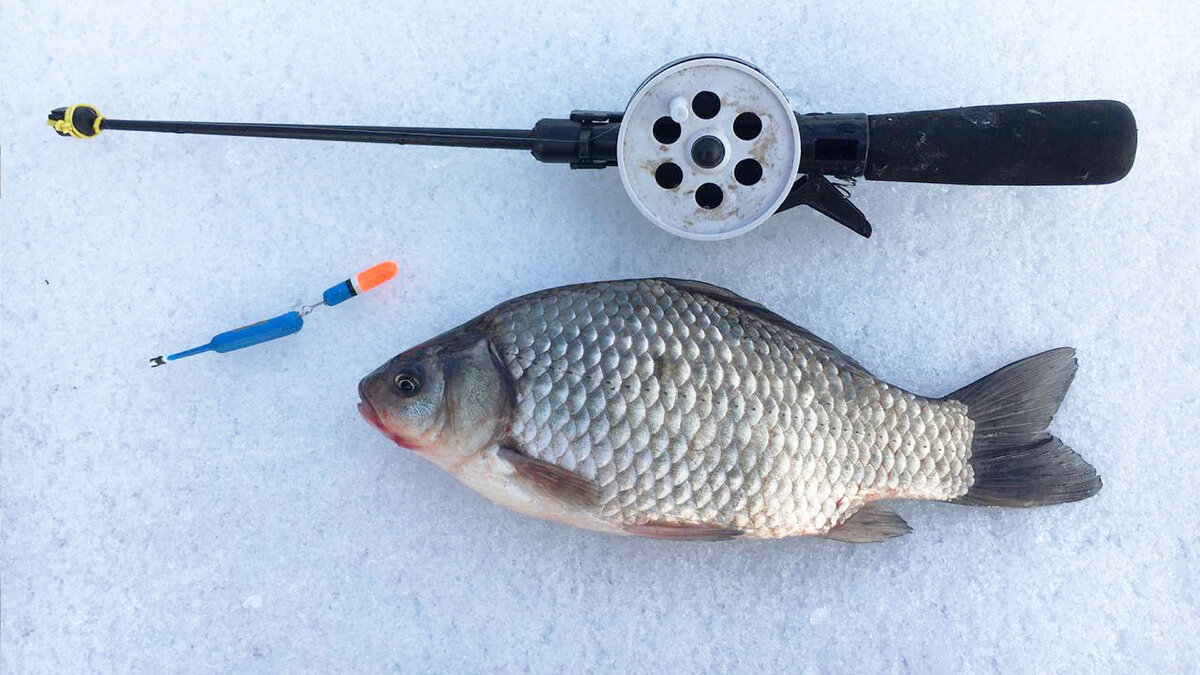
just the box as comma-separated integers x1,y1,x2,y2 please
497,446,602,509
624,519,743,542
821,503,912,543
656,278,869,376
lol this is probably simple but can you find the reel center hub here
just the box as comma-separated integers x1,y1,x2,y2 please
690,135,726,169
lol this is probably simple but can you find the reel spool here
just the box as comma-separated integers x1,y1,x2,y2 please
617,56,800,240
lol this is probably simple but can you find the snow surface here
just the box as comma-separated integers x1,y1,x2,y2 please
3,0,1198,671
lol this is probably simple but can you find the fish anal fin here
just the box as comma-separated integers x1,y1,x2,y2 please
624,520,743,542
821,503,912,543
497,446,602,509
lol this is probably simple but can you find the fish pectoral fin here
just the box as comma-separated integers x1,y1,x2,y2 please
623,520,743,542
821,504,912,543
497,446,602,509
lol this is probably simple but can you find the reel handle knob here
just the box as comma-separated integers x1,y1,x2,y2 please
669,97,690,123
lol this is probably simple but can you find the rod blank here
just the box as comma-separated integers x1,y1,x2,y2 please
100,118,537,150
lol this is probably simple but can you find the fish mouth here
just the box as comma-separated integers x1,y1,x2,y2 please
358,399,385,433
357,398,423,450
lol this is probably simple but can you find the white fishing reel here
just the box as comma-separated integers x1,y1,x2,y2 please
617,56,802,240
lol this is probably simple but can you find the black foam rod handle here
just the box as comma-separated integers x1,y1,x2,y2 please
864,100,1136,185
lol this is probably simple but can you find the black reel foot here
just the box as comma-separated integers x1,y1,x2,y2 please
778,175,872,238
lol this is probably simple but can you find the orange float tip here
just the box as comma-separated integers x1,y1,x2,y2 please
352,261,398,294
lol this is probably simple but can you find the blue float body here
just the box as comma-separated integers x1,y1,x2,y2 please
167,311,304,361
322,280,356,306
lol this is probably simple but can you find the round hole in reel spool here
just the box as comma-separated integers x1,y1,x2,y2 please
652,116,682,144
735,158,763,185
655,162,684,189
696,182,723,209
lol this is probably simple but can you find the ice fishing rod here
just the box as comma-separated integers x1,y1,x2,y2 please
50,55,1137,240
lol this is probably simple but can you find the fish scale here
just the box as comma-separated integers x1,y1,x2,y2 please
489,279,973,537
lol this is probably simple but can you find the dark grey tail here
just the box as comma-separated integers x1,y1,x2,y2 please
948,348,1102,507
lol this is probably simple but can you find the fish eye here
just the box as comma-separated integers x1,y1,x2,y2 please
393,373,421,397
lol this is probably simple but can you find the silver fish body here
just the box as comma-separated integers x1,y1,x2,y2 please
359,279,1100,542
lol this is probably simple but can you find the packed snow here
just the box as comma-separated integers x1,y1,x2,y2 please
3,0,1197,670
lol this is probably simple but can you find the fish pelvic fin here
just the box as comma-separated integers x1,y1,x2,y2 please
821,503,912,543
498,446,603,510
948,347,1102,507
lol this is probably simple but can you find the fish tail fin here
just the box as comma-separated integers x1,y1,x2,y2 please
947,347,1101,507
